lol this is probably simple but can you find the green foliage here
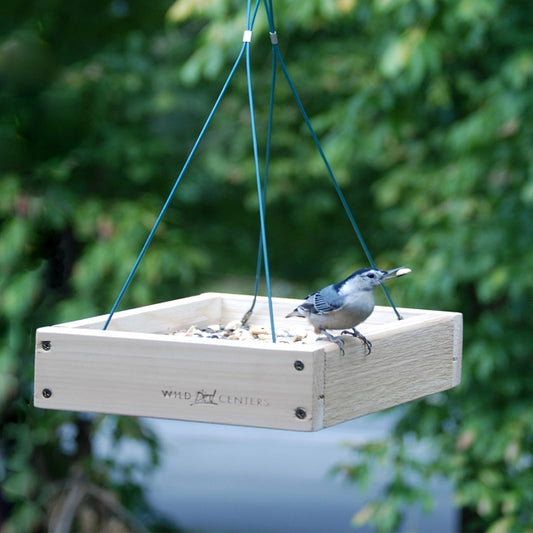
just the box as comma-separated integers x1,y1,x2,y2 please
0,1,189,530
2,0,533,530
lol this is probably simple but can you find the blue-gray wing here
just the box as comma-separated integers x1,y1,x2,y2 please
303,285,343,314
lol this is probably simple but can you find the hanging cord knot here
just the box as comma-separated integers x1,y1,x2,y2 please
242,30,253,43
269,31,278,45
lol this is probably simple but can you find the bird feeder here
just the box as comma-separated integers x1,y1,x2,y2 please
34,292,462,431
33,1,463,431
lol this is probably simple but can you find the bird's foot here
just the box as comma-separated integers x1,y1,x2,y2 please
318,329,345,356
341,328,372,355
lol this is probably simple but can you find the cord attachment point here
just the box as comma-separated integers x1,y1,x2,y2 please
243,30,253,43
269,31,278,45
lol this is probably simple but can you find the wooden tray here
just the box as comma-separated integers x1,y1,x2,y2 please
34,292,462,431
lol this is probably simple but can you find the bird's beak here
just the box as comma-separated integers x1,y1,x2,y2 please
382,267,412,281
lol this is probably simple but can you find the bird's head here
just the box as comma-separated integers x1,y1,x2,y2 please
341,266,411,292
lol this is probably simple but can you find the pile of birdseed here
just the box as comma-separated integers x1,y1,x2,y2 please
170,320,320,344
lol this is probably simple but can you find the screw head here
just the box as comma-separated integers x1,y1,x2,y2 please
295,407,307,420
41,340,52,351
294,360,305,371
42,388,52,398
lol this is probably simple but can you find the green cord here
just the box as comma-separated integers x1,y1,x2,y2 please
244,1,277,341
103,0,262,330
272,47,402,319
104,0,401,331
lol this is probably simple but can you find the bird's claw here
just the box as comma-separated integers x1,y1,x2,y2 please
341,328,373,355
319,328,373,356
318,330,345,356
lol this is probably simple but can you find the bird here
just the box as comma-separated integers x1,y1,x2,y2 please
285,267,411,355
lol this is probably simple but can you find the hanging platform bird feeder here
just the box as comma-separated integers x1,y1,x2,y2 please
34,0,463,430
34,292,462,431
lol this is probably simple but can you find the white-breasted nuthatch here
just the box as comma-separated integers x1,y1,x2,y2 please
286,267,411,354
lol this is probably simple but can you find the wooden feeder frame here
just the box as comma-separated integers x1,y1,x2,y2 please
34,292,462,431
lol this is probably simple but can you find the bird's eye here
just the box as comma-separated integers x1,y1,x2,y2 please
367,273,375,278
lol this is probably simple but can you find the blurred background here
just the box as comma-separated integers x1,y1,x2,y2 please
2,0,533,531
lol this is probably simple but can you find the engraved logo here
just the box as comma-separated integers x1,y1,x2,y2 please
161,388,270,408
192,389,218,406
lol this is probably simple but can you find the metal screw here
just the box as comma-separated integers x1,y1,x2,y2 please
294,360,305,371
41,341,52,351
42,388,52,398
295,407,307,420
